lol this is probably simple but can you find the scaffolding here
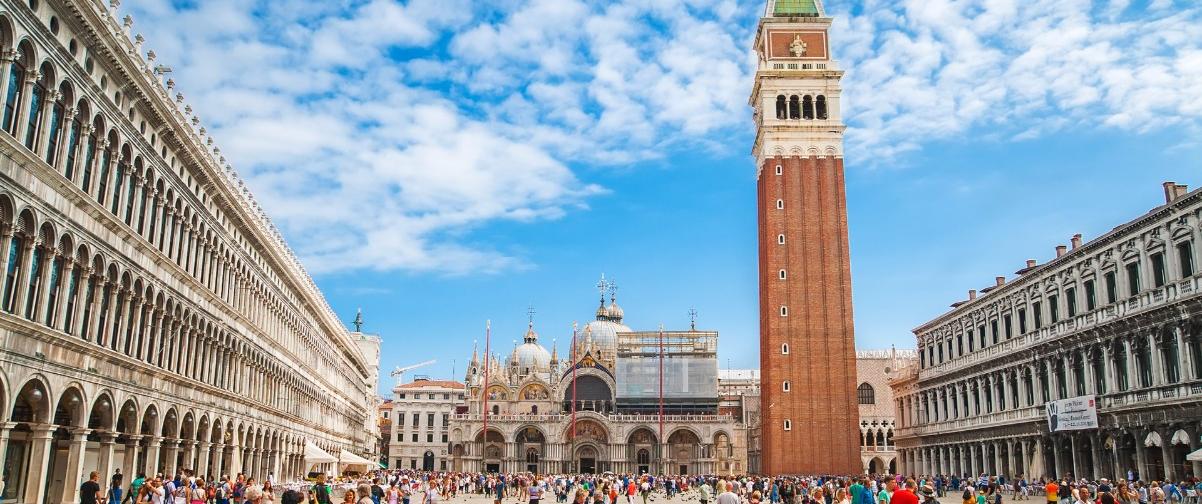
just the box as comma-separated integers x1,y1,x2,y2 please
614,331,719,413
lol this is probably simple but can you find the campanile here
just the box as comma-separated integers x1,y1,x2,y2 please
751,0,860,475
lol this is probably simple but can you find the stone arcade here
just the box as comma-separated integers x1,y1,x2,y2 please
0,1,379,503
894,183,1202,482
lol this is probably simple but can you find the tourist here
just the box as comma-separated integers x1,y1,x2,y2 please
313,474,333,504
919,486,938,504
111,470,126,504
281,490,304,504
878,479,896,504
191,479,208,504
423,480,440,504
356,484,375,504
243,486,265,504
699,479,713,504
81,471,103,504
717,481,740,504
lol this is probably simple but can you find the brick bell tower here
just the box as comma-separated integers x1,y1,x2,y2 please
751,0,860,475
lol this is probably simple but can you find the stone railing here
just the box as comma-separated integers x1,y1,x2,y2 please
919,277,1201,381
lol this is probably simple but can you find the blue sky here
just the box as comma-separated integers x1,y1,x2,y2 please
123,0,1202,392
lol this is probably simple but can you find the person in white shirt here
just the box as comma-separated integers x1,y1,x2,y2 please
716,481,741,504
147,477,166,504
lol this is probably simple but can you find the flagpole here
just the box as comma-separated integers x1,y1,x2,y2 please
570,322,578,473
658,323,665,468
483,319,491,469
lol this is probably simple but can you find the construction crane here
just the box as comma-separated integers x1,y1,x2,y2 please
389,360,436,384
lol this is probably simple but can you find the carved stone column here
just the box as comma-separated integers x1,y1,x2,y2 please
22,423,57,504
59,427,92,504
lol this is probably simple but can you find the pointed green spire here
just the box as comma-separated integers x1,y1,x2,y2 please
774,0,821,17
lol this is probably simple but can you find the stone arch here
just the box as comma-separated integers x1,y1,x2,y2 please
87,390,115,431
179,411,195,441
197,413,211,442
0,15,14,51
160,407,180,439
51,383,87,427
10,374,53,424
140,403,160,436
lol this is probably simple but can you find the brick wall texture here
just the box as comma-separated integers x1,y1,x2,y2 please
758,155,860,475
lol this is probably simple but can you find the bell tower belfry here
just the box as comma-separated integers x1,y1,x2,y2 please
751,0,860,475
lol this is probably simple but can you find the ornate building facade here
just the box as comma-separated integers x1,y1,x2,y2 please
856,349,915,475
0,1,379,503
893,183,1202,482
752,0,860,475
388,379,465,472
449,283,744,475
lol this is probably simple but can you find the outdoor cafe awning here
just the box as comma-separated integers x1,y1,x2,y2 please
304,441,338,466
338,449,376,470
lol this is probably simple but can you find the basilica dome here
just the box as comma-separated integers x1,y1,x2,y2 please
511,323,552,371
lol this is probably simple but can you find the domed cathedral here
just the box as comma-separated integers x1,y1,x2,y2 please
449,277,746,475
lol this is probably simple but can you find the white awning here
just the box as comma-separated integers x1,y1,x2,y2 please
1171,429,1190,446
338,449,376,470
304,442,338,466
1188,448,1202,462
1144,431,1163,448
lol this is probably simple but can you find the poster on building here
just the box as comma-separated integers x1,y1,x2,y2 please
1045,395,1099,432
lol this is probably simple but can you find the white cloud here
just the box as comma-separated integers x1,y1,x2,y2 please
831,0,1202,160
123,0,1202,275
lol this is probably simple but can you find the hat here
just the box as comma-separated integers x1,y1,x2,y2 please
920,485,935,497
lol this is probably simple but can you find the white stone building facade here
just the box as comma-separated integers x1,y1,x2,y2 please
388,379,464,472
0,1,378,503
893,182,1202,482
856,348,915,475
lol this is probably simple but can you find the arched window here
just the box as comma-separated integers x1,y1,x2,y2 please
816,95,828,120
781,343,789,355
802,95,814,120
782,381,790,392
857,382,876,404
45,82,67,166
783,419,792,431
80,117,99,193
2,48,28,134
62,254,81,333
43,249,64,326
788,96,800,119
63,100,84,180
775,95,787,119
2,230,26,312
95,131,114,205
777,234,785,245
24,64,51,149
491,405,499,415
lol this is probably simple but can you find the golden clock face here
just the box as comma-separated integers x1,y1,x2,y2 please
766,31,828,60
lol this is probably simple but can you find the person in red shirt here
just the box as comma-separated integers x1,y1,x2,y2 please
891,481,920,504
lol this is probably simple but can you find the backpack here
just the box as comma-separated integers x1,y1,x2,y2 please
964,490,973,501
217,484,227,499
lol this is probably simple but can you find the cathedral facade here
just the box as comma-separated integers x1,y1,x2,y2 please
448,283,745,475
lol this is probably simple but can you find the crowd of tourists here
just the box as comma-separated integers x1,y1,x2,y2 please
74,468,1202,504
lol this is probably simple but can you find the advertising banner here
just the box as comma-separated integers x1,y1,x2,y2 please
1045,395,1099,432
